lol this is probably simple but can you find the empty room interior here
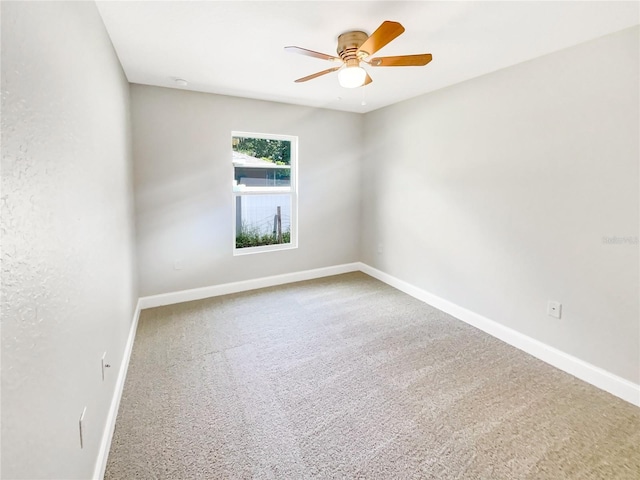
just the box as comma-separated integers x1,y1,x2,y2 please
2,1,639,479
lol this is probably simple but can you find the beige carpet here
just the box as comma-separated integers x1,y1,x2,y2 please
105,272,640,479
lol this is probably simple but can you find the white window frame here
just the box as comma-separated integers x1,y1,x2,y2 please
232,131,298,256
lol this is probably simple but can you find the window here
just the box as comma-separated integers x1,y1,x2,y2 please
232,132,297,254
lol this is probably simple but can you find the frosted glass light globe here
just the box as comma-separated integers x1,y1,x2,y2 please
338,66,366,88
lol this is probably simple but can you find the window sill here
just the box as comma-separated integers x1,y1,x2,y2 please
233,242,298,256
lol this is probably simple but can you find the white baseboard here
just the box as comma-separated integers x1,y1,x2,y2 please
139,262,361,309
358,262,640,407
93,299,142,480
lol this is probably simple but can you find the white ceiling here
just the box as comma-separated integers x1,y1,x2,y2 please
96,1,639,113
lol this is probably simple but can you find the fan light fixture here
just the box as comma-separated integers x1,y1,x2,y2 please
286,21,433,88
338,66,367,88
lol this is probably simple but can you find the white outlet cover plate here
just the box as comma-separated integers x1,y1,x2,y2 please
547,301,562,319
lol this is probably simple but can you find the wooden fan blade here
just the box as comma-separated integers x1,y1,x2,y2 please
357,21,405,57
364,73,373,86
369,53,433,67
285,46,341,62
294,66,341,83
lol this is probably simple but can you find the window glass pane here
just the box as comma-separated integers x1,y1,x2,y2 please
235,194,291,249
232,137,291,189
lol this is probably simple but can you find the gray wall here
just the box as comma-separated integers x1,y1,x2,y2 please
362,26,639,384
132,85,362,297
1,2,137,479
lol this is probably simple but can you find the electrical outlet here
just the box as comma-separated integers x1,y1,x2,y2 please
101,352,111,381
173,259,183,270
547,301,562,319
377,243,383,254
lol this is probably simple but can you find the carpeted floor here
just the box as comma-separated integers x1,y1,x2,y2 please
105,272,640,479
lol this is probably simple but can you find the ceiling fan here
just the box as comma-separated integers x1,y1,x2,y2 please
285,21,432,89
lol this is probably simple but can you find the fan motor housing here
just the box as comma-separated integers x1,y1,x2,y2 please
337,31,368,65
